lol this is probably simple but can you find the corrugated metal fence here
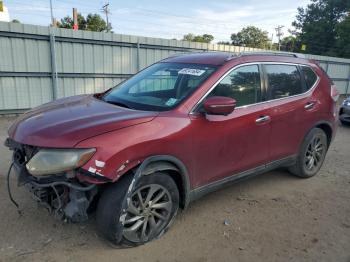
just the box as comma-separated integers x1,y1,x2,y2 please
0,22,349,113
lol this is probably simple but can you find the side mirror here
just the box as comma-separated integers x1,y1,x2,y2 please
203,96,236,116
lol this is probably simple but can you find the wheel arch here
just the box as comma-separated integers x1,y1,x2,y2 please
295,120,334,157
314,121,333,148
125,155,191,209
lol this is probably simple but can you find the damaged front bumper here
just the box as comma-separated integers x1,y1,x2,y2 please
5,138,98,222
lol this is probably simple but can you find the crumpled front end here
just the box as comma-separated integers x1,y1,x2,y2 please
5,138,98,222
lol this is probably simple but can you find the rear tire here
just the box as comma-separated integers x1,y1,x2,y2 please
288,128,328,178
96,172,179,247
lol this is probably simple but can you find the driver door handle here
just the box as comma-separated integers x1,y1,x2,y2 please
255,115,270,124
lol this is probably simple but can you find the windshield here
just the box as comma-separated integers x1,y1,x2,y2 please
102,62,217,111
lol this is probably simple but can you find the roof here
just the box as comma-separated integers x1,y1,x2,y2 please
162,52,233,66
162,51,309,66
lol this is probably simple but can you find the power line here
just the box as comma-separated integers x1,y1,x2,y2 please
16,0,276,31
8,2,234,39
39,0,287,29
8,0,295,44
8,0,278,37
9,8,232,40
8,0,290,37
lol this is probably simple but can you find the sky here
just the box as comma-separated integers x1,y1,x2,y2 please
3,0,311,43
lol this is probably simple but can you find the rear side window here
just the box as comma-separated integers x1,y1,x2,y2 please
301,66,318,90
209,65,261,107
265,64,303,100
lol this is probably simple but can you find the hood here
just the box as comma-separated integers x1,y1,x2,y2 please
8,95,158,148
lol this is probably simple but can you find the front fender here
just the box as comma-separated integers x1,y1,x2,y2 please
75,116,194,189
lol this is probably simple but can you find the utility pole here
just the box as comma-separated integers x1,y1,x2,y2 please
73,8,78,30
49,0,56,27
270,33,274,50
275,25,284,51
101,3,111,32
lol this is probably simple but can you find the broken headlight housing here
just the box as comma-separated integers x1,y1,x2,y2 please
26,148,96,176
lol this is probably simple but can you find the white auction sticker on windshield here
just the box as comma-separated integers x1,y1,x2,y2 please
165,98,178,106
178,68,205,76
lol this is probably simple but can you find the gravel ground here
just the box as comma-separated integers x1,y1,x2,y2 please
0,116,349,262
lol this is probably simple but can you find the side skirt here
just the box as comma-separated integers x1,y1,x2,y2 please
188,155,296,203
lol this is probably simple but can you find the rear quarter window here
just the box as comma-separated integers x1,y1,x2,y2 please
301,66,318,90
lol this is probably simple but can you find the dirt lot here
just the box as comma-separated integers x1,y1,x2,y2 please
0,116,349,262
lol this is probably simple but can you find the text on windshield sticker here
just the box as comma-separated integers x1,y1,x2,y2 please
178,68,206,76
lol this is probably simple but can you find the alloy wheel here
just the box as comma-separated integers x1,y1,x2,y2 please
304,136,325,171
122,184,173,243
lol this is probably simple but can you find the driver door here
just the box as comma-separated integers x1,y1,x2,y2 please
190,64,271,188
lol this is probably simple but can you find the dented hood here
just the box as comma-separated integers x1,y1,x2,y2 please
8,95,158,148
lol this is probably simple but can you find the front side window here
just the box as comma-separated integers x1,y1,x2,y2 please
301,66,318,90
103,63,216,111
265,64,303,100
208,65,261,107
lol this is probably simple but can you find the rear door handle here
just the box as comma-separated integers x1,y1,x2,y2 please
255,115,270,124
305,102,315,110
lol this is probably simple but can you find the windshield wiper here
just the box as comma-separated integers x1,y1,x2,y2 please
103,99,132,109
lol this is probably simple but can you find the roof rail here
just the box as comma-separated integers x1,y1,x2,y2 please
237,51,306,59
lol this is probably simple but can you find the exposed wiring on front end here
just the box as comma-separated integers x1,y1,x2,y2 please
6,162,22,215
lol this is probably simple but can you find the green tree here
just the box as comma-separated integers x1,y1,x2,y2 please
182,33,214,43
230,26,269,48
194,34,214,43
58,16,73,29
217,41,231,45
57,13,109,32
86,14,107,32
11,19,20,23
334,14,350,58
182,33,195,41
292,0,350,56
280,36,299,52
58,13,86,29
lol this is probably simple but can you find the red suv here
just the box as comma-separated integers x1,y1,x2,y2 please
5,52,338,246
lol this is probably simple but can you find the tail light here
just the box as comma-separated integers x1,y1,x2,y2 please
330,84,339,102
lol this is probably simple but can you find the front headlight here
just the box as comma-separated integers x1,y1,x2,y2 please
26,148,96,176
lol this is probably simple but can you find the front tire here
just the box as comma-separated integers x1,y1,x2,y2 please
288,128,328,178
96,172,179,247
